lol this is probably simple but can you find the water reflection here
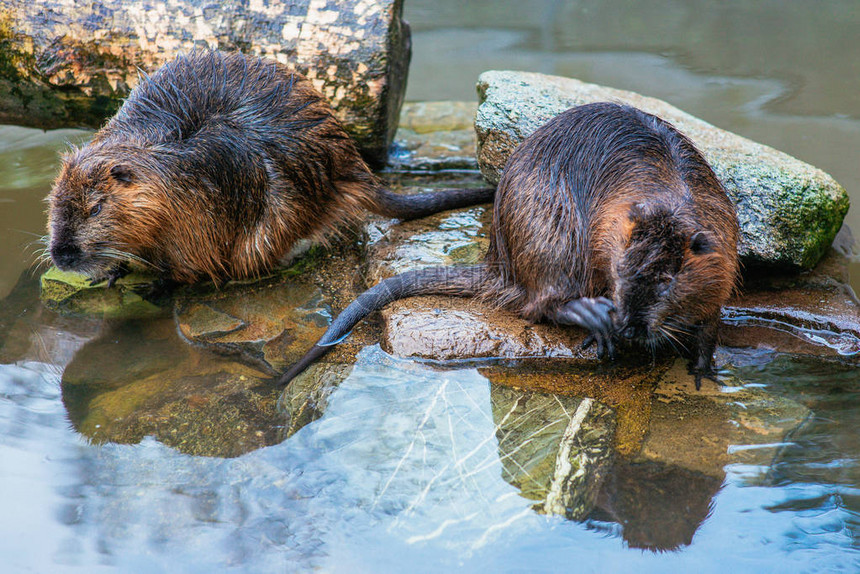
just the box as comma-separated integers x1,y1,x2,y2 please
591,460,722,551
2,345,860,570
60,317,283,458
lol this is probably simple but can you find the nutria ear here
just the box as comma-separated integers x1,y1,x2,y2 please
690,231,714,254
110,164,135,184
629,203,649,223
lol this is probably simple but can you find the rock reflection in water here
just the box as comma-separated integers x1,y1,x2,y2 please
60,318,284,458
490,385,615,520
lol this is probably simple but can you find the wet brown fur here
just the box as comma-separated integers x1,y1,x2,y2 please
278,102,740,386
47,50,491,284
481,102,739,370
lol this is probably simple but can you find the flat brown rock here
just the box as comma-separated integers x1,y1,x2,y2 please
381,295,592,361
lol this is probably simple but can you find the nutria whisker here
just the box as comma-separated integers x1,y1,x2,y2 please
98,248,155,269
657,324,690,356
30,248,54,272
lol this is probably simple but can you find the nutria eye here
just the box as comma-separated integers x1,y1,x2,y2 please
89,203,102,217
690,231,714,254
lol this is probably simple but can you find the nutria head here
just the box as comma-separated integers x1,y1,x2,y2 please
610,202,736,351
47,143,166,279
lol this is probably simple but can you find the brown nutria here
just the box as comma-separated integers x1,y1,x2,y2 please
46,50,493,286
278,102,740,389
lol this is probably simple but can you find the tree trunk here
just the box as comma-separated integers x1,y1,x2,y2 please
0,0,411,166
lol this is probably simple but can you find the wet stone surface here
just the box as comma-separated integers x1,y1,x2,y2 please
382,295,593,361
722,226,860,361
364,203,491,284
388,101,479,171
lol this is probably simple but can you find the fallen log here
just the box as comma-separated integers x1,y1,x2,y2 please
0,0,411,166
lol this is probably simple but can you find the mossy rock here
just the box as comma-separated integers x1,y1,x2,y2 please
39,267,163,319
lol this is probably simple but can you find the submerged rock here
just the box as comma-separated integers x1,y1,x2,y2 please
174,278,331,374
277,362,354,440
584,357,811,551
490,386,615,520
475,70,849,270
60,318,283,458
638,360,812,479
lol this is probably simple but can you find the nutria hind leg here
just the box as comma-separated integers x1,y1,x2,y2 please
687,319,720,390
553,297,617,359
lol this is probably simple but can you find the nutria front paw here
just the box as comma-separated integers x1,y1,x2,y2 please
557,297,617,359
687,360,720,391
89,264,130,288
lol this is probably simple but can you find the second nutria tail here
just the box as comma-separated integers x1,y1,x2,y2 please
370,186,495,220
278,265,490,385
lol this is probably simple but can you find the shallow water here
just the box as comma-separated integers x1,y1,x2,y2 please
1,1,860,572
1,347,859,572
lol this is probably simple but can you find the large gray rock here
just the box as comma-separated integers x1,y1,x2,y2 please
0,0,410,166
475,71,850,270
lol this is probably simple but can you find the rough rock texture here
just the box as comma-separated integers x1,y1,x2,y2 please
0,0,410,165
382,295,592,361
491,387,615,520
475,71,850,269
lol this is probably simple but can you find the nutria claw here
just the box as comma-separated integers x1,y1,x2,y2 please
688,360,720,391
557,297,617,359
88,264,129,288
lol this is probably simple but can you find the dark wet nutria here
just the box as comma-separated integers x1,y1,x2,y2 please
279,102,740,389
46,50,493,285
